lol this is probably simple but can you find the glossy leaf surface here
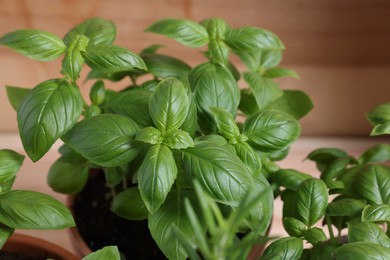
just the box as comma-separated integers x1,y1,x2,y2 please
17,79,83,161
111,187,148,221
5,86,30,112
335,242,390,260
356,164,390,205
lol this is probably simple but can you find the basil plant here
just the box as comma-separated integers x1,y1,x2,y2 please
0,149,74,249
1,17,312,259
263,144,390,259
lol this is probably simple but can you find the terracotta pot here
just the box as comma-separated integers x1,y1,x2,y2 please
2,233,78,260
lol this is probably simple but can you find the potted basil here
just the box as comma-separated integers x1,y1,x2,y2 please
1,17,313,259
262,144,390,259
0,149,77,259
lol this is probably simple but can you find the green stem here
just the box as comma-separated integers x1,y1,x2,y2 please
325,216,336,243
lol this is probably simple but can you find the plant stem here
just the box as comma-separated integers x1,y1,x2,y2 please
325,216,336,243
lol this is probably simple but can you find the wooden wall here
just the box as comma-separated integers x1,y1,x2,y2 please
1,0,390,135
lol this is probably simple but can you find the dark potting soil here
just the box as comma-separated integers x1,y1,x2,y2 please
73,172,166,259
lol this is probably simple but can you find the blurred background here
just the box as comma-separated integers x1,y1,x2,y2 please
1,0,390,136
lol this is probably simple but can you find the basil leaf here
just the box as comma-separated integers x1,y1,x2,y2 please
61,34,89,82
366,102,390,126
138,144,177,214
234,141,262,175
83,44,146,74
282,189,299,219
234,49,283,72
210,107,240,141
163,129,194,150
142,53,191,78
201,18,228,39
225,27,284,52
89,80,105,105
105,89,152,128
261,237,303,260
62,114,139,167
359,144,390,164
371,122,390,136
303,227,327,245
0,225,14,249
5,86,30,112
47,157,89,194
283,217,307,237
180,144,253,206
208,40,229,65
320,157,350,183
104,167,126,188
0,30,65,61
0,190,74,229
18,79,83,161
145,19,209,47
149,78,189,132
263,67,299,79
149,191,201,260
189,62,240,133
296,178,328,227
347,221,390,248
243,110,301,152
179,93,198,137
306,148,348,172
63,17,116,46
269,169,312,191
356,164,390,205
362,204,390,222
136,126,162,145
0,150,24,188
243,72,283,111
335,242,390,260
111,187,148,221
239,89,260,116
326,198,366,217
268,90,314,120
82,246,120,260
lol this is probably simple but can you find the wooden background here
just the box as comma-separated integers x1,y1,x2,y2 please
1,0,390,135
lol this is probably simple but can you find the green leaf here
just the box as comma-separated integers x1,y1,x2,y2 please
306,147,348,172
149,78,189,132
136,126,162,145
0,150,24,190
111,187,148,221
347,221,390,248
47,157,89,194
282,189,299,219
18,79,83,161
234,49,283,72
303,227,327,245
61,34,89,82
243,72,283,111
189,62,240,133
296,178,328,227
359,144,390,164
335,242,390,260
371,122,390,136
366,102,390,126
268,90,314,120
105,89,152,128
89,80,105,105
243,110,301,152
283,217,307,237
82,246,120,260
326,198,366,217
320,157,350,183
208,40,230,65
62,114,139,167
239,89,260,116
0,30,66,61
149,191,201,260
142,53,191,78
269,169,312,191
0,190,74,229
234,141,262,175
362,204,390,222
5,86,30,112
104,166,127,188
163,129,194,150
180,144,253,206
0,225,14,249
261,237,303,260
210,107,240,141
145,19,209,47
83,44,146,74
224,27,284,52
356,164,390,205
263,67,299,79
63,17,116,46
138,144,177,214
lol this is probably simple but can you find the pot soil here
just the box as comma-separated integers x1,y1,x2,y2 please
68,172,166,259
1,233,78,260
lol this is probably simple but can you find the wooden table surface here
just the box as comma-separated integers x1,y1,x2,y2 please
1,133,388,257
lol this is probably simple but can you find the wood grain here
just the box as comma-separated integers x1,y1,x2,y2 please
1,0,390,135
